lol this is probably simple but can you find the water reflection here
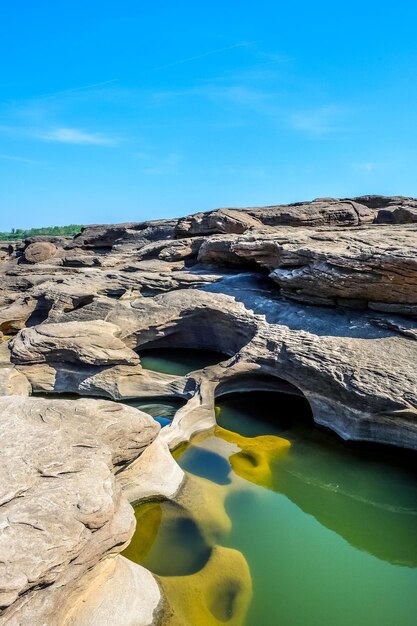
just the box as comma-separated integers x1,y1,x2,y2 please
123,382,417,626
216,392,417,567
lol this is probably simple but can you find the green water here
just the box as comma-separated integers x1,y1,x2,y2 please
124,352,417,626
213,395,417,626
139,347,227,376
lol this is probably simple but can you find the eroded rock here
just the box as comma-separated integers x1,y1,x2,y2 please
0,396,159,620
0,366,31,396
197,225,417,315
24,241,58,264
1,195,417,625
176,198,375,237
10,320,140,366
0,297,36,334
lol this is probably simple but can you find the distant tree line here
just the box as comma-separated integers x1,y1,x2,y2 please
0,225,83,240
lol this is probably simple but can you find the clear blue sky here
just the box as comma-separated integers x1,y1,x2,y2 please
1,1,417,230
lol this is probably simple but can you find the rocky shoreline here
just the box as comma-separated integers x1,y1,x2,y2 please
1,195,416,624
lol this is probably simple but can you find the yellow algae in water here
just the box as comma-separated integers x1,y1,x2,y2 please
159,545,252,626
122,502,162,564
171,427,217,462
215,425,290,489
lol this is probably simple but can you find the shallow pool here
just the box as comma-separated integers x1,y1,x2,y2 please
123,353,417,626
138,347,227,376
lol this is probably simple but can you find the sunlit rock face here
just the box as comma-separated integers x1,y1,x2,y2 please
0,195,416,624
0,396,159,623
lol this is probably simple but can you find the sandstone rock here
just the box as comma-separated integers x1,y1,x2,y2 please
135,237,204,263
10,320,140,366
0,341,11,366
72,219,178,249
13,281,416,450
176,198,375,237
24,241,57,264
61,249,102,267
2,195,417,624
111,285,417,450
197,225,417,315
176,208,263,237
0,297,36,334
353,195,417,223
176,196,417,238
0,395,159,618
17,362,187,400
0,366,31,396
61,557,161,626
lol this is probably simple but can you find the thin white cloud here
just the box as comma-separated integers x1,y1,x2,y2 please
37,127,117,146
0,124,118,146
200,85,270,106
0,153,41,164
291,106,345,136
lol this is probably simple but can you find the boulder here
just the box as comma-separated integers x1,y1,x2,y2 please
24,241,57,264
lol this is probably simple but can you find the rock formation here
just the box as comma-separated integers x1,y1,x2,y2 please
0,396,159,624
0,195,416,624
23,241,57,264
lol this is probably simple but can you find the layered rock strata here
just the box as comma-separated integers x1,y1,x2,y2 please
0,195,416,624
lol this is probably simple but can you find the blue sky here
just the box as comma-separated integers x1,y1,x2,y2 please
1,1,417,230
